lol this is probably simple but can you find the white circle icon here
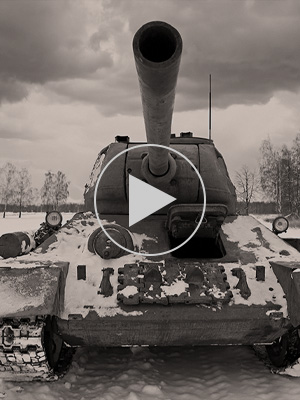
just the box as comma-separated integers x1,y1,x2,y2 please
94,144,206,257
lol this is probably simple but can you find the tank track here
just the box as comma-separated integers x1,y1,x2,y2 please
0,316,72,381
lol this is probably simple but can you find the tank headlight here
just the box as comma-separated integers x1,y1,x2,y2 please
45,211,63,228
272,216,289,234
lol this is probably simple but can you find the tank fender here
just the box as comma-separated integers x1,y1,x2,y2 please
283,238,300,252
0,261,69,318
270,261,300,327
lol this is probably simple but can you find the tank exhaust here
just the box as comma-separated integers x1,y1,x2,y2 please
133,21,182,181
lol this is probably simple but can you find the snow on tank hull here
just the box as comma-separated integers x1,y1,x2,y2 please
1,212,299,348
1,211,300,380
55,212,300,347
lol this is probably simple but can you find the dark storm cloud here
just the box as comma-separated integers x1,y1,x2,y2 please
176,0,300,110
0,0,112,103
1,0,300,113
0,80,29,103
106,0,300,112
47,69,141,117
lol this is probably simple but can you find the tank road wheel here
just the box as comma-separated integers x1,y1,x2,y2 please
43,316,73,375
265,329,300,368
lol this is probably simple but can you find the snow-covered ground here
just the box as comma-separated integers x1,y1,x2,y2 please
0,213,75,236
1,212,298,239
1,345,300,400
0,213,300,399
1,346,300,400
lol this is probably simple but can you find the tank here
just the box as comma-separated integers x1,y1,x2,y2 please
1,21,300,381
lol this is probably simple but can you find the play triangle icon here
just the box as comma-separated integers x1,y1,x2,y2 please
129,175,176,227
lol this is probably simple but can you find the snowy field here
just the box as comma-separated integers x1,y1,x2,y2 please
0,212,75,236
2,346,300,400
0,213,300,400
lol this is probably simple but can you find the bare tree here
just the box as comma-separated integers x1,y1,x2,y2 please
0,163,17,218
41,171,70,211
259,138,282,212
41,171,55,212
31,188,41,209
260,134,300,214
291,133,300,215
15,168,34,218
280,145,294,214
235,165,258,215
53,171,69,209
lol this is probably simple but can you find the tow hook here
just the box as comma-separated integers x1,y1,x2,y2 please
269,311,283,321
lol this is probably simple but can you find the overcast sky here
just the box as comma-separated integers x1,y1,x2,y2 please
0,0,300,202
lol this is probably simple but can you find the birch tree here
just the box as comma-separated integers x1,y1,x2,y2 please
15,168,34,218
41,171,55,211
0,163,17,218
280,145,293,214
291,133,300,215
53,171,69,209
259,134,300,214
259,139,282,213
235,165,258,215
41,171,70,211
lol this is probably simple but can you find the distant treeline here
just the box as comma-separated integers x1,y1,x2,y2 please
2,201,277,216
237,201,277,215
260,134,300,214
0,202,84,214
0,163,72,218
235,133,300,216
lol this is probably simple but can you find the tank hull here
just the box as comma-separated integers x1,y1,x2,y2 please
1,212,300,380
57,303,288,347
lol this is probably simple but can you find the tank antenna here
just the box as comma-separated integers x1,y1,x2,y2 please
209,74,212,140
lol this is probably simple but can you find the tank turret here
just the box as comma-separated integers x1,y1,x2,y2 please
133,21,182,181
85,21,236,216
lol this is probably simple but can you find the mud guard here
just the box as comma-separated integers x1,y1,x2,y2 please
0,261,69,318
270,261,300,327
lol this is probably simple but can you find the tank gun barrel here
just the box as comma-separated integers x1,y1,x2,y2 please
133,21,182,177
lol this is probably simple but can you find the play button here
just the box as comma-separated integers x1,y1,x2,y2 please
94,143,206,257
129,175,176,227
